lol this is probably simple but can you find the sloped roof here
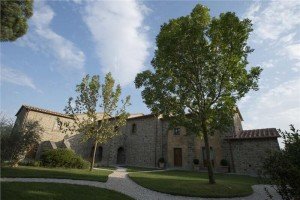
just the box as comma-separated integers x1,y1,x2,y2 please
16,105,144,120
16,105,74,119
229,128,280,140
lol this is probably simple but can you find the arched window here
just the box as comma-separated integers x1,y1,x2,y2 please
131,123,137,134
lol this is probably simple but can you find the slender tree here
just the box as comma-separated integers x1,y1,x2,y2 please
135,4,262,184
59,73,130,171
1,0,34,41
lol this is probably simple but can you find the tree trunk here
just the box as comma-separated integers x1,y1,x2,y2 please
90,141,98,171
202,122,216,184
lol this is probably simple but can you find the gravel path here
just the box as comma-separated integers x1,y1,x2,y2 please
1,167,282,200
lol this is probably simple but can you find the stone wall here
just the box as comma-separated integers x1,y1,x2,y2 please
166,127,225,170
80,116,168,168
26,110,74,142
225,138,280,175
13,106,280,175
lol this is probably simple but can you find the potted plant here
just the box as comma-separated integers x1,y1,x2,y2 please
193,159,199,171
219,159,229,173
158,158,165,168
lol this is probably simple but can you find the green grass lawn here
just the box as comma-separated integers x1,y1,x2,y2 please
1,166,112,182
1,182,133,200
125,166,159,172
129,170,262,198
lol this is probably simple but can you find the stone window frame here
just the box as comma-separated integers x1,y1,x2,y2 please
131,123,137,134
173,127,181,135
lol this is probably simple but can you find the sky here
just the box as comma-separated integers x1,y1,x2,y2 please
1,0,300,137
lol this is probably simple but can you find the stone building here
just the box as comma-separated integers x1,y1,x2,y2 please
14,105,280,175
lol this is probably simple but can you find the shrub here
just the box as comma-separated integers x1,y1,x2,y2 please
193,159,199,165
158,158,165,163
40,149,89,169
263,125,300,200
220,159,228,166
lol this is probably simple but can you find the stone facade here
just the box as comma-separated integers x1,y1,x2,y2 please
13,105,280,175
226,138,279,175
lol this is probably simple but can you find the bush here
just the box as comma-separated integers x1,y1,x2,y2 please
263,125,300,200
158,158,165,163
220,159,228,166
193,159,199,165
40,149,89,169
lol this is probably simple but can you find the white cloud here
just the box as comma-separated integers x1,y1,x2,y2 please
284,43,300,60
83,0,151,86
240,1,300,137
261,59,275,69
1,66,37,90
20,1,85,70
245,1,300,42
240,79,300,131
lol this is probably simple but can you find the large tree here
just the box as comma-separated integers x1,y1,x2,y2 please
135,4,262,184
1,0,33,41
59,73,130,171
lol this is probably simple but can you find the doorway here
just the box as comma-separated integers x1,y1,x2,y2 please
174,148,182,167
117,147,125,165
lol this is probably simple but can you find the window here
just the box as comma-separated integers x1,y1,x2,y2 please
173,127,180,135
131,124,137,134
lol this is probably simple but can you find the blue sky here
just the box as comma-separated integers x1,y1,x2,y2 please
1,0,299,135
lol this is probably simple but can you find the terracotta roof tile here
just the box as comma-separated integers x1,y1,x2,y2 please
229,128,280,140
16,105,74,119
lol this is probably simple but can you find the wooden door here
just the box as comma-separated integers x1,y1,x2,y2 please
174,148,182,167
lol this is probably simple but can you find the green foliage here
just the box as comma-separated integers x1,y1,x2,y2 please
59,73,130,170
135,4,262,184
1,0,33,41
220,159,228,166
135,4,261,135
263,125,300,200
3,120,42,167
40,149,89,169
0,114,14,161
